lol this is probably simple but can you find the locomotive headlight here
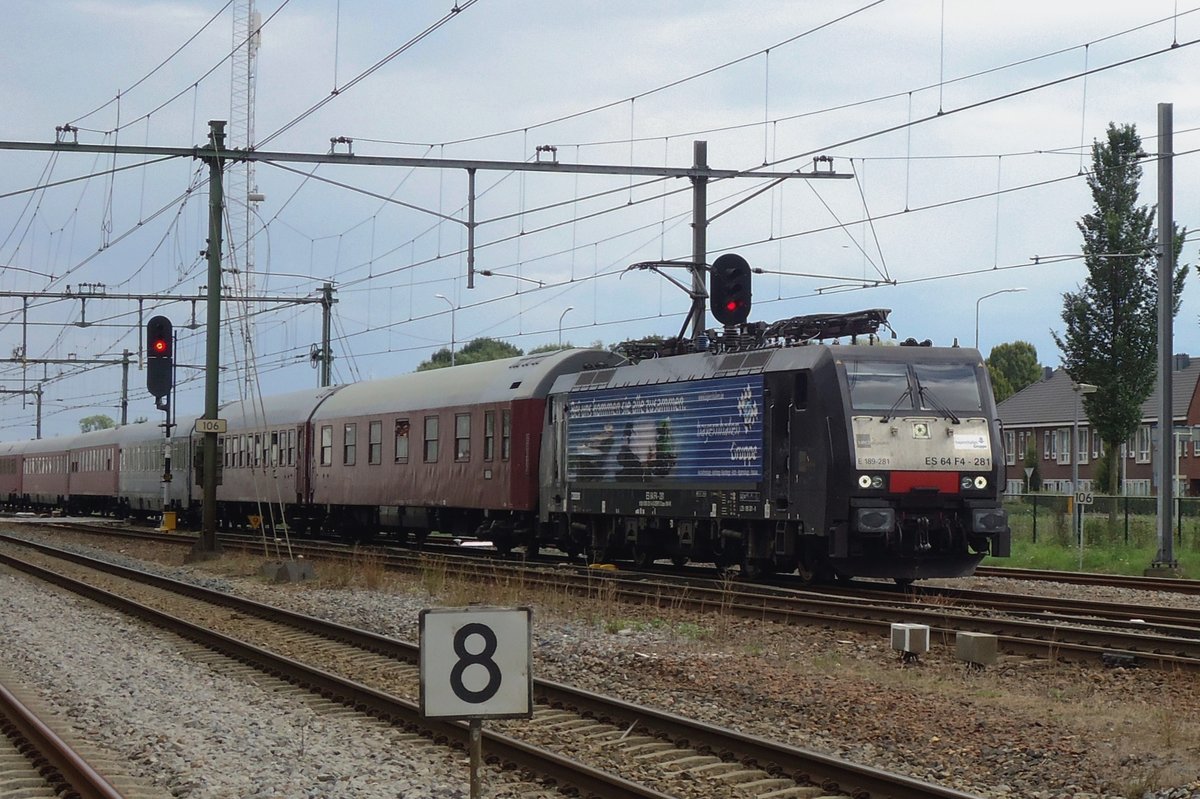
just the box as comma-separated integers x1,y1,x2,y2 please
973,475,988,490
858,474,885,490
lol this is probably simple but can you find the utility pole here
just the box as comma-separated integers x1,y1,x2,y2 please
192,121,228,560
690,141,709,341
120,350,130,425
319,282,335,387
1151,101,1179,576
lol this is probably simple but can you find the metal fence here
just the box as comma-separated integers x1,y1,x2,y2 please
1003,493,1200,550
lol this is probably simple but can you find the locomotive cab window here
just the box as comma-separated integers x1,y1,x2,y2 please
912,363,984,414
844,361,912,411
844,359,983,417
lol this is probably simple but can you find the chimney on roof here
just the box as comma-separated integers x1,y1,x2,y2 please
1043,366,1054,381
1174,353,1191,371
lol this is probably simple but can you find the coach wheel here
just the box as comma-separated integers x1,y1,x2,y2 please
894,577,915,589
671,554,688,568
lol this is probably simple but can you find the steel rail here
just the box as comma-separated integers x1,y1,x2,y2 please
974,566,1200,594
0,535,983,799
14,526,1200,671
0,678,126,799
0,550,673,799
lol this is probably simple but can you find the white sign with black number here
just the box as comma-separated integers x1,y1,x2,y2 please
419,607,532,720
1075,491,1094,506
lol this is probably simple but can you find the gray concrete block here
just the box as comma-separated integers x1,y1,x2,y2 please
890,623,930,654
956,631,998,666
260,559,316,583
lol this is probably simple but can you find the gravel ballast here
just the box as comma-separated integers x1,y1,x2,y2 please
1,526,1198,799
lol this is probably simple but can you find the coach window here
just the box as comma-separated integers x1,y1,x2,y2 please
252,433,262,467
320,425,333,466
484,410,495,461
368,420,382,465
395,419,410,464
424,415,439,463
343,423,357,466
501,410,512,461
455,414,471,461
270,431,280,467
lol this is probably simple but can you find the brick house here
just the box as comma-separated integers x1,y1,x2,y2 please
996,355,1200,496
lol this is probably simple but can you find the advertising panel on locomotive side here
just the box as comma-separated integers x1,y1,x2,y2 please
565,375,764,483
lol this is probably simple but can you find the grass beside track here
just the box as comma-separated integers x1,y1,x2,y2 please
993,496,1200,576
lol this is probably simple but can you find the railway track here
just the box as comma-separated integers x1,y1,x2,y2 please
0,533,983,799
974,564,1200,594
0,665,157,799
18,521,1200,671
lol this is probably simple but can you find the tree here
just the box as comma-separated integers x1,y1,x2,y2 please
416,337,523,371
79,414,116,433
1053,122,1188,496
986,341,1042,403
528,342,572,354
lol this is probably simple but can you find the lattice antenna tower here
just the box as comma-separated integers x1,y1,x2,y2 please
230,0,263,396
230,0,262,297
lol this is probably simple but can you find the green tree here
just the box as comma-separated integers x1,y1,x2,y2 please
1091,445,1117,494
987,370,1013,404
79,414,116,433
1052,122,1188,497
528,342,573,354
416,337,523,371
986,341,1041,403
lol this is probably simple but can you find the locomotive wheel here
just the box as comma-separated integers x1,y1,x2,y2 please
795,560,818,585
670,554,688,568
740,557,768,580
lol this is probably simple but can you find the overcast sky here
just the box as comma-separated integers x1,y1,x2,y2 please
3,0,1200,437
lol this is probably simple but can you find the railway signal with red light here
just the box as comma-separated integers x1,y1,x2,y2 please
710,252,752,325
146,315,174,401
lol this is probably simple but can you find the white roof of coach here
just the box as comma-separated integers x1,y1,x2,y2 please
218,385,343,429
312,349,620,420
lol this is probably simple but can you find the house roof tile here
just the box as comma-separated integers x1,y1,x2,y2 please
997,356,1200,428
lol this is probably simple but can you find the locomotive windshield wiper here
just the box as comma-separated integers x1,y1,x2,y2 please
918,385,960,424
880,386,912,422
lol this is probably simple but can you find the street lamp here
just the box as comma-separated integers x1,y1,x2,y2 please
557,306,574,348
974,287,1027,349
1072,381,1098,568
434,293,455,367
